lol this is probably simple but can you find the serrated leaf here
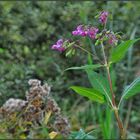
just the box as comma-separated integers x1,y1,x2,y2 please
123,77,140,99
110,39,140,63
65,64,103,71
70,86,106,103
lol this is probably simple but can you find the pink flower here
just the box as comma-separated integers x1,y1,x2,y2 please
106,33,118,45
72,31,79,36
99,11,109,25
57,39,63,45
72,25,88,37
81,30,88,37
108,35,118,45
51,39,65,52
87,27,99,39
72,25,98,39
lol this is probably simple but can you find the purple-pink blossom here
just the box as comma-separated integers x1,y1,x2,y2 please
87,27,99,39
108,35,118,45
107,33,118,45
51,39,65,52
72,25,88,37
72,25,98,39
99,11,108,25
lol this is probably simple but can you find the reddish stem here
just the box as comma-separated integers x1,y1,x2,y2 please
101,42,126,139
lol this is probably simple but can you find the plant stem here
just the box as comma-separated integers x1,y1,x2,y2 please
76,45,104,65
101,43,116,106
101,42,126,139
106,66,116,106
107,66,126,139
114,108,126,139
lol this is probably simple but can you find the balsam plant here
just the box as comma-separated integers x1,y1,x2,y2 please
51,11,140,139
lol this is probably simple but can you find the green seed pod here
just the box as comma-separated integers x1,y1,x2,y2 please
96,33,101,39
66,49,72,57
71,49,75,55
67,42,75,48
95,40,100,46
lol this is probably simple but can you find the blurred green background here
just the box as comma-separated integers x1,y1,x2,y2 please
0,1,140,138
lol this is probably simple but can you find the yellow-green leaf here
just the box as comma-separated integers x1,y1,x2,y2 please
49,131,58,139
44,111,52,125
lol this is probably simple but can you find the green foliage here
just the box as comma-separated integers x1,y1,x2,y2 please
85,70,113,105
110,39,140,63
65,64,103,71
86,59,114,139
86,70,110,95
70,86,106,103
98,105,114,139
123,77,140,99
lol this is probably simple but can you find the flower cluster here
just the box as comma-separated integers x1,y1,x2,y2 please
72,25,88,36
88,27,99,39
108,33,118,45
51,39,65,52
72,25,98,39
99,11,109,25
51,11,118,54
105,31,118,45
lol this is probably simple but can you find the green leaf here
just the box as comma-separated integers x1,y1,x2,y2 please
110,39,140,63
70,86,106,104
85,70,110,96
99,105,113,139
0,48,5,53
85,70,113,105
65,64,102,71
123,77,140,99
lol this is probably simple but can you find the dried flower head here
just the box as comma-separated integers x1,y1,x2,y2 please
28,79,41,87
26,79,51,101
54,114,70,136
0,79,70,137
2,98,27,113
46,97,61,115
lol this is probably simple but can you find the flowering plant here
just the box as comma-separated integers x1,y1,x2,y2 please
51,11,140,139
